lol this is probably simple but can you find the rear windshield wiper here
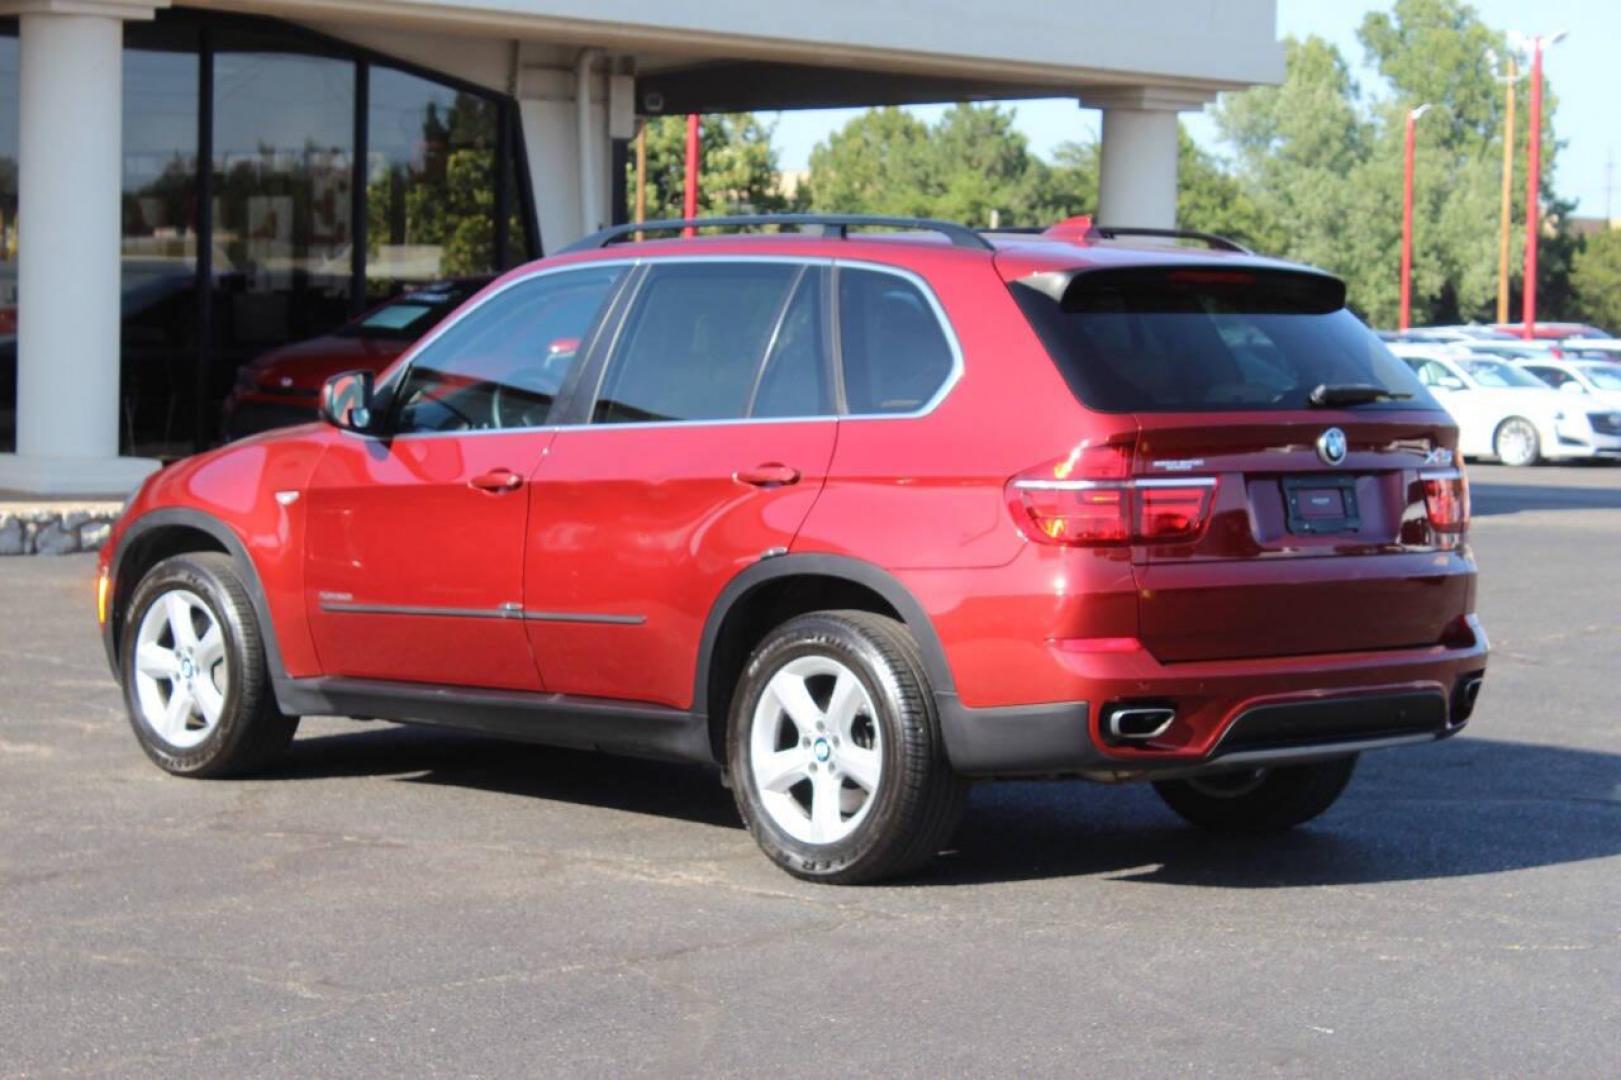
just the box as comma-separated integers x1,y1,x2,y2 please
1308,383,1413,407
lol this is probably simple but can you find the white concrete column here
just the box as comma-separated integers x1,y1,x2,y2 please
0,1,165,496
516,58,620,252
1080,87,1217,231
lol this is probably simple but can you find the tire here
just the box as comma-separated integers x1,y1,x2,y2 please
1152,755,1358,834
1493,416,1541,466
726,611,967,884
119,552,298,777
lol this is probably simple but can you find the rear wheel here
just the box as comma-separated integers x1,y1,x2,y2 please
1152,756,1357,833
120,553,298,777
727,611,966,884
1493,416,1541,466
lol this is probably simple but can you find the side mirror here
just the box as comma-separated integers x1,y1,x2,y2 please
319,369,375,431
1558,380,1587,395
1436,376,1467,391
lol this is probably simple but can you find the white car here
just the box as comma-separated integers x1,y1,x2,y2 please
1512,357,1621,457
1388,345,1607,465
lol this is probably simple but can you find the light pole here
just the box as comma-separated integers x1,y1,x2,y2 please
682,113,701,236
1486,48,1519,325
1400,104,1434,332
1515,29,1567,340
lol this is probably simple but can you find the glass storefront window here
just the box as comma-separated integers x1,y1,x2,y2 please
0,11,535,457
121,37,200,457
211,48,355,416
367,66,502,299
0,32,17,453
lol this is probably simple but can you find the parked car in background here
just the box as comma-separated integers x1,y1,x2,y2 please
1391,344,1611,464
1559,339,1621,362
1398,325,1517,343
221,277,493,439
1491,321,1612,341
1512,357,1621,453
98,214,1489,884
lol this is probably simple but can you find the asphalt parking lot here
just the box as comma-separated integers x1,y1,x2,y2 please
2,463,1618,1078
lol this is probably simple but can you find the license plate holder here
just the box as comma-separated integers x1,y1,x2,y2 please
1282,474,1361,535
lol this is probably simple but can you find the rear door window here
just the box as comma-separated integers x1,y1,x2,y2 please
593,262,815,424
837,267,956,414
1011,267,1433,412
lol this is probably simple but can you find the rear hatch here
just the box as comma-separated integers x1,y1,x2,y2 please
1009,260,1473,663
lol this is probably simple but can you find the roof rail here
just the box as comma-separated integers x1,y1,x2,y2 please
561,213,995,254
1085,225,1251,255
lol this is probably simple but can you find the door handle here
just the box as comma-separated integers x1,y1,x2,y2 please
733,463,801,488
469,468,524,493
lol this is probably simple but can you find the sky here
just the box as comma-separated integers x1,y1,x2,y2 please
766,0,1618,219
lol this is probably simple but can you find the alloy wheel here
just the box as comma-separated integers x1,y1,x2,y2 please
1496,419,1539,466
132,589,230,749
748,655,883,845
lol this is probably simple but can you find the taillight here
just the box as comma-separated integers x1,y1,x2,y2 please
1010,443,1216,546
1421,467,1469,534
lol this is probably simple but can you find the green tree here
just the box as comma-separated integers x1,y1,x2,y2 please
1212,0,1575,326
1571,229,1621,333
804,103,1091,227
634,113,786,221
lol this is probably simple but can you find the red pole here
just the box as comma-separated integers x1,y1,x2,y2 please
682,113,700,237
1400,109,1417,332
1522,39,1543,341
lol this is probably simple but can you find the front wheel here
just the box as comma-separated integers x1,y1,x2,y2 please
1493,416,1542,467
727,611,966,884
120,552,298,777
1152,756,1358,833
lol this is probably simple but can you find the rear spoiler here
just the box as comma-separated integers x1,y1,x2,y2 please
1015,265,1348,315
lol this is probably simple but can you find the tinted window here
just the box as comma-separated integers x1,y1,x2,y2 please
1013,268,1432,412
752,273,831,418
1581,364,1621,391
838,268,954,414
1460,358,1546,389
391,267,622,433
1524,365,1571,388
595,262,798,424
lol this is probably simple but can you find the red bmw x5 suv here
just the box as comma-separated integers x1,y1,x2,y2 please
97,214,1488,884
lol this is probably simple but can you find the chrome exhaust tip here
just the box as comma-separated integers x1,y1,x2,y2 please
1105,705,1177,741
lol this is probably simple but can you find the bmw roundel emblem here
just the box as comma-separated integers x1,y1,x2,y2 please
1317,427,1349,466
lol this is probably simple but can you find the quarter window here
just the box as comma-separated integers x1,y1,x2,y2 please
594,262,804,424
390,266,623,433
837,267,954,414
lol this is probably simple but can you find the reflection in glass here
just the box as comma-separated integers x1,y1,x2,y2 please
121,42,199,456
367,67,501,299
0,32,17,452
211,48,355,431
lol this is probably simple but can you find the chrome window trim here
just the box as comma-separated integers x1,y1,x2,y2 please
358,250,966,439
1013,476,1218,491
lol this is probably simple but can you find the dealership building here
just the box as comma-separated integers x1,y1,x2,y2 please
0,0,1282,495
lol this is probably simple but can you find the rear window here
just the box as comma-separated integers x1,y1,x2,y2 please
1012,268,1434,412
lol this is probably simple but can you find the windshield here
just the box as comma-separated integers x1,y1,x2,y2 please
1011,268,1433,412
1579,364,1621,391
340,282,484,340
1460,359,1548,389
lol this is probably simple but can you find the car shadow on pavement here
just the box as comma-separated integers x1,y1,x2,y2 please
272,726,1621,889
1469,479,1621,516
926,735,1621,888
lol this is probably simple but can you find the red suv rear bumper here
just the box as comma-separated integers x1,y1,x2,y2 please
937,615,1488,778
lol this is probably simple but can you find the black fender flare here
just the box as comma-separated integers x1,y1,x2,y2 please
107,508,296,709
690,553,958,717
